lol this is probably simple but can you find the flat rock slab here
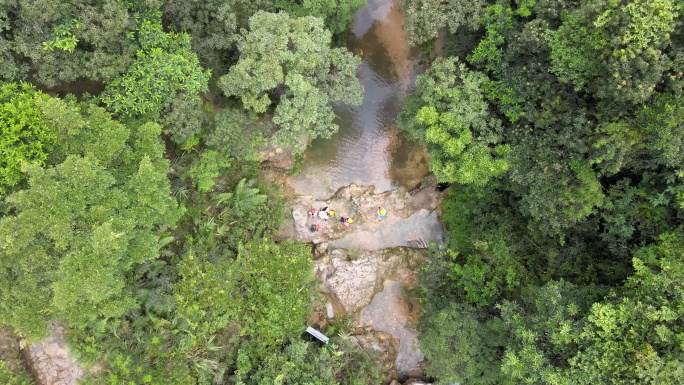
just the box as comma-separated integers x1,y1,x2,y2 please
276,183,444,247
361,280,424,378
315,248,423,313
331,209,442,251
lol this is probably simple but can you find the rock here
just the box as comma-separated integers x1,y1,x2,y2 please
292,208,307,229
25,323,85,385
44,342,60,356
53,357,70,368
403,380,432,385
351,331,399,384
361,280,425,379
265,165,445,383
315,248,426,315
331,209,443,251
262,146,295,170
320,254,377,312
315,242,329,255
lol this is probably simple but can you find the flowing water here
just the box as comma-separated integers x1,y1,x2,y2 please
289,0,429,199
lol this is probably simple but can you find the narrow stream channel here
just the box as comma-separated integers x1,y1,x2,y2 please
280,1,443,381
289,0,429,199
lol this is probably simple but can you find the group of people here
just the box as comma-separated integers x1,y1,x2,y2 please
309,207,336,232
309,206,386,232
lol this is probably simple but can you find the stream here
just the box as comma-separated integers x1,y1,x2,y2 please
277,0,444,382
288,0,429,199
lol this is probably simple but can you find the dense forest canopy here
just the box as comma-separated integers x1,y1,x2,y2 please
0,1,378,384
400,0,684,383
0,0,683,384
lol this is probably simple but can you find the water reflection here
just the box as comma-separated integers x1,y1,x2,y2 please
289,0,429,199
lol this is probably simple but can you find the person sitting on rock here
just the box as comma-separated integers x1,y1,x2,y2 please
319,206,330,220
309,208,316,217
340,216,353,227
378,207,386,219
310,224,320,232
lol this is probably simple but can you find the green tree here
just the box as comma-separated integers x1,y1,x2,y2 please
511,157,605,237
162,0,273,69
157,97,207,150
546,0,678,105
401,0,488,46
3,0,142,87
592,93,684,175
419,303,505,385
399,57,509,186
0,83,52,195
219,11,363,152
36,97,129,166
570,231,684,384
274,0,365,41
0,103,181,339
101,12,211,117
411,0,684,383
173,238,314,382
188,150,232,193
229,239,313,380
499,281,605,385
204,107,266,162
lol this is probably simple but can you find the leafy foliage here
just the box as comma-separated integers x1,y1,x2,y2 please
419,303,503,385
251,338,382,385
101,12,211,117
547,0,678,105
409,1,684,383
0,83,52,195
0,104,181,340
42,19,81,53
157,95,207,150
219,11,363,151
569,232,684,384
188,150,231,193
274,0,365,41
162,0,270,69
399,58,509,185
1,0,143,87
204,107,266,162
0,361,33,385
401,0,488,46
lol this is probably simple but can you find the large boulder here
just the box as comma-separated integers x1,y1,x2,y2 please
25,323,84,385
315,248,423,314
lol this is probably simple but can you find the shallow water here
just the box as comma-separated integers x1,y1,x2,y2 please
361,280,424,379
290,0,429,199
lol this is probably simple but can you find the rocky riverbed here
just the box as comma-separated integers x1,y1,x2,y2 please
268,165,445,384
0,323,84,385
25,324,84,385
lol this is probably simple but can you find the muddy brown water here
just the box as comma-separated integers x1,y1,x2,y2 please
289,0,429,199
